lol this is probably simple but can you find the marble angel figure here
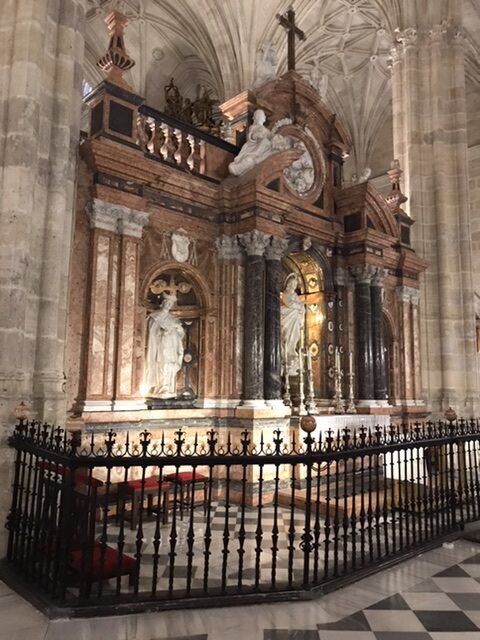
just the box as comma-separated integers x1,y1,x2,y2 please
229,109,288,177
281,273,306,376
145,293,185,398
253,45,277,87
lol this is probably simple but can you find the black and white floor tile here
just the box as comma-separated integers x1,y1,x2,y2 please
2,527,480,640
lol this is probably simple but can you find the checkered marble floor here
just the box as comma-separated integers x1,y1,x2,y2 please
3,528,480,640
96,500,396,594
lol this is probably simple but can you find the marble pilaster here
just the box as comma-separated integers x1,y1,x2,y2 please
264,237,289,401
238,230,271,403
115,209,149,404
215,235,243,402
84,199,148,410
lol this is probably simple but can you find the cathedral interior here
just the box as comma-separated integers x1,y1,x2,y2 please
1,0,480,638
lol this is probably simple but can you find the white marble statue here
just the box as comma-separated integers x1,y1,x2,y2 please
229,109,287,177
357,167,372,183
145,293,185,398
281,273,306,376
309,59,329,100
253,45,277,88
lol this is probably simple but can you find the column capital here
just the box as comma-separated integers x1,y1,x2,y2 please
117,209,149,238
86,198,118,233
238,230,271,257
265,236,289,261
350,264,377,285
86,198,149,237
215,234,242,260
371,267,389,287
396,285,420,305
335,267,353,287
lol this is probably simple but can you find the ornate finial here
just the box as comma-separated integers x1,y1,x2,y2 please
444,406,457,423
96,10,135,89
385,158,407,214
14,401,30,422
300,414,316,434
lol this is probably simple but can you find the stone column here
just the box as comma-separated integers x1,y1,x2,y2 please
391,15,479,414
238,230,271,405
264,237,289,403
0,0,86,552
351,265,375,401
371,268,388,401
114,208,149,409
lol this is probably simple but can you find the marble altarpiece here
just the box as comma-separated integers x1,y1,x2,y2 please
65,23,426,450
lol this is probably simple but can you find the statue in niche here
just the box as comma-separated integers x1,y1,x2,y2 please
145,293,185,398
281,273,306,376
164,78,183,118
229,109,288,177
253,45,277,88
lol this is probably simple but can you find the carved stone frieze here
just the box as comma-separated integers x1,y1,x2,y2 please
237,230,271,257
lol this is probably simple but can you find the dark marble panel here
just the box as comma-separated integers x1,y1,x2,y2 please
355,281,374,399
264,259,282,400
371,285,387,400
243,254,266,399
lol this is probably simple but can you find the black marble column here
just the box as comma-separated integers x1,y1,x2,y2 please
264,237,289,400
371,269,387,400
352,266,374,399
239,231,271,401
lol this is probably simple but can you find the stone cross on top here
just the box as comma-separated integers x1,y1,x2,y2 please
276,7,306,71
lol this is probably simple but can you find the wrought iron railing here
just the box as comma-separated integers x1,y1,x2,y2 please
3,418,480,616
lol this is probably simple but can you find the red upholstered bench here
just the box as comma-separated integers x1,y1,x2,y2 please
70,542,137,585
163,471,208,520
118,476,171,531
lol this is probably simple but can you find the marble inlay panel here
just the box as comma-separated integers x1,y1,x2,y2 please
89,234,111,395
119,239,138,397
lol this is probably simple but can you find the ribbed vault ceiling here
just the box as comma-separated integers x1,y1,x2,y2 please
84,0,480,175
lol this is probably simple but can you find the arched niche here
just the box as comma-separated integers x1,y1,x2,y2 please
282,248,329,399
140,263,213,406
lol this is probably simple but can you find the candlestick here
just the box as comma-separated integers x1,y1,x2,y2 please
298,348,306,415
346,351,356,414
305,346,317,414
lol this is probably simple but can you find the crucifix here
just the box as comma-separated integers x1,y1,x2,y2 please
276,7,306,71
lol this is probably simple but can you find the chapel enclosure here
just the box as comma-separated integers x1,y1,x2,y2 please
3,418,480,616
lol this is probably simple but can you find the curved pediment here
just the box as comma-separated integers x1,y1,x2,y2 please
334,182,399,240
255,71,352,157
